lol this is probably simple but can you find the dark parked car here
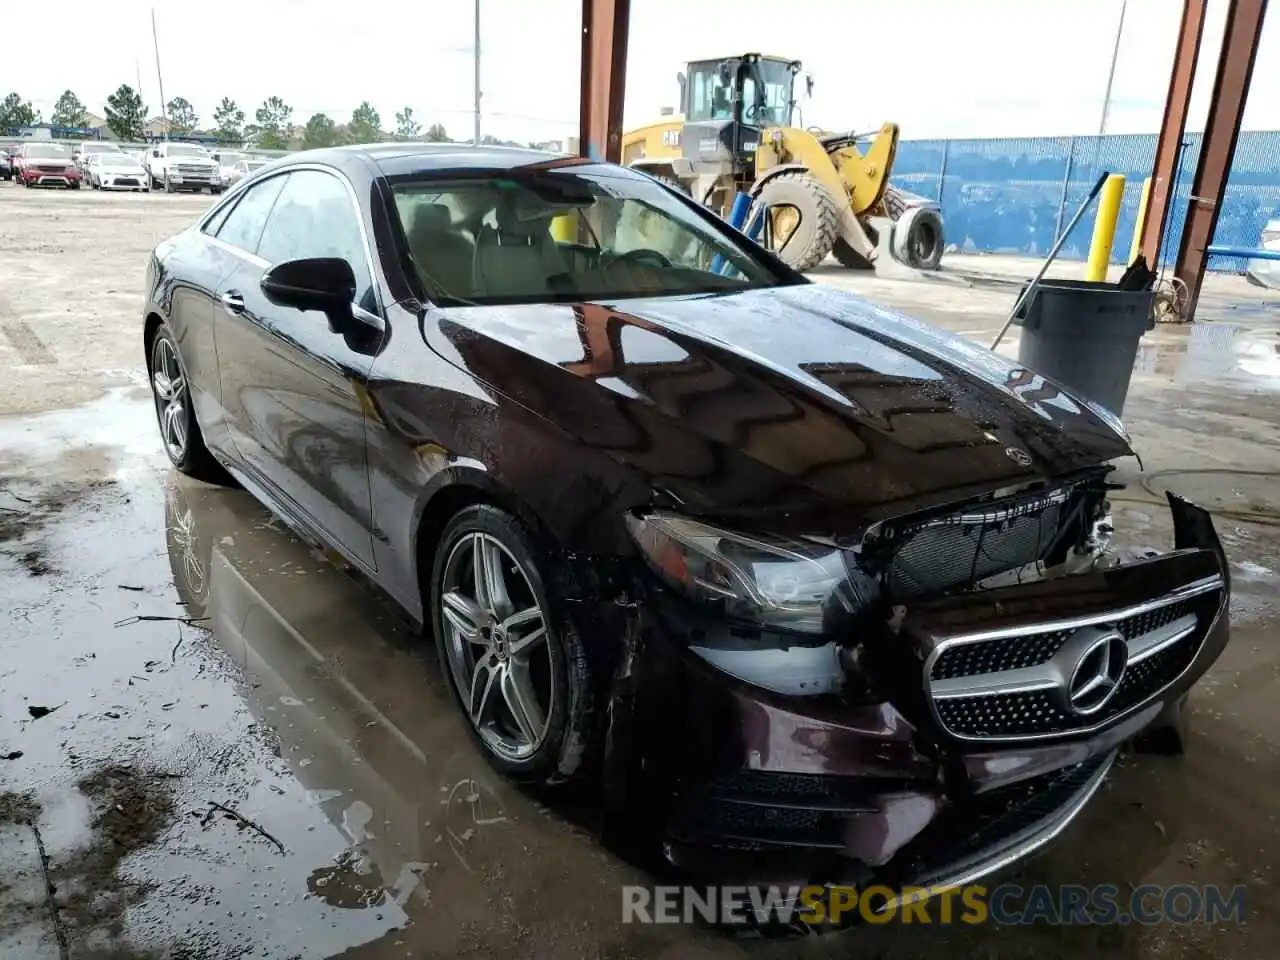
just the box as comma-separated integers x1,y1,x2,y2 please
0,144,18,181
142,144,1230,895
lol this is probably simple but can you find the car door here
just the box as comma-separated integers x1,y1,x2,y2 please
205,172,290,481
160,194,254,459
217,167,380,570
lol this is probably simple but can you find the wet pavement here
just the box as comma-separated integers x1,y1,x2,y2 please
3,187,1280,957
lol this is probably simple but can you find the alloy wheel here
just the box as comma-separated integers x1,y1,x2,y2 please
167,484,206,601
440,532,553,761
151,336,188,462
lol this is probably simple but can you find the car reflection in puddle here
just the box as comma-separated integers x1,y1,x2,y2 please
163,477,654,956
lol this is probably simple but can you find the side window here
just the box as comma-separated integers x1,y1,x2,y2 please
256,170,375,309
202,196,238,237
216,174,289,254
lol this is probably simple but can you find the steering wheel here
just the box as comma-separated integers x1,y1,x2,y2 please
601,247,673,270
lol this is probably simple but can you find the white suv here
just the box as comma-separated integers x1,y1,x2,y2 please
145,142,223,194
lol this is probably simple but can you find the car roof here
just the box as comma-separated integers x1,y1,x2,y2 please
264,142,639,182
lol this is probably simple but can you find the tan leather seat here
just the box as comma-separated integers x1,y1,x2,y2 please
407,203,475,300
471,201,575,299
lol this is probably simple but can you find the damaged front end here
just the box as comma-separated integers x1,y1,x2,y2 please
607,469,1230,900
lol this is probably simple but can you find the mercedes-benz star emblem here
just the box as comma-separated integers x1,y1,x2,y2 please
1066,630,1128,715
1004,446,1033,467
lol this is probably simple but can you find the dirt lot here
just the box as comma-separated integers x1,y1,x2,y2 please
1,183,1279,959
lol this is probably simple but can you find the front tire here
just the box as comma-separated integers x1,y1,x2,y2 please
430,505,592,786
753,170,841,272
164,174,174,194
147,323,229,484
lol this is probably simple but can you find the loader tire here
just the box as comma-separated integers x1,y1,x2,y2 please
832,232,877,271
894,205,944,271
754,171,840,272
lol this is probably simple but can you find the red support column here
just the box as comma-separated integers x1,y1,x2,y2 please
579,0,631,163
1139,0,1208,268
1175,0,1269,318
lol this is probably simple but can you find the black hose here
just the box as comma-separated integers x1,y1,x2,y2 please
1110,467,1280,529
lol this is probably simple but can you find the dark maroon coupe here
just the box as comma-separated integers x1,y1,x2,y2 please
142,143,1230,897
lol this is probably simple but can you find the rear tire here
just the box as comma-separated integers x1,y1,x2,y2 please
147,323,231,484
832,232,878,271
752,170,841,272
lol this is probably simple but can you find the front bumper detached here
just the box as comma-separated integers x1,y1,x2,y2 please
654,494,1229,894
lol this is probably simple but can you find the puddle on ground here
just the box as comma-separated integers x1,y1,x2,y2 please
1133,320,1280,391
2,391,1279,959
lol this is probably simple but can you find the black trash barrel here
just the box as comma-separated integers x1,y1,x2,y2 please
1012,278,1155,416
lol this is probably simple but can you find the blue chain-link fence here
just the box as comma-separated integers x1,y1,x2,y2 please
891,130,1280,272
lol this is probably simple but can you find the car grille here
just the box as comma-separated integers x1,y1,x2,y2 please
37,165,67,173
925,579,1224,741
885,488,1071,598
111,177,140,186
176,164,213,177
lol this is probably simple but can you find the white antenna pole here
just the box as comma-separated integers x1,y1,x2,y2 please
1098,0,1128,137
151,8,168,140
473,0,481,144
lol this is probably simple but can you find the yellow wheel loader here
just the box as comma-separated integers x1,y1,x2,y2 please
621,53,944,273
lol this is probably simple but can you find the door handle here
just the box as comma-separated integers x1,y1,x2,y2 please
219,291,245,315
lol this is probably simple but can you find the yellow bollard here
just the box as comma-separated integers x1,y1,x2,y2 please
1128,176,1152,265
1085,173,1126,282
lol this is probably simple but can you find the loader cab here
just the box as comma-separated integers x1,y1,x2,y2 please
678,54,800,178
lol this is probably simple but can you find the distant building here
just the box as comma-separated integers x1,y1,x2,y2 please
5,123,103,140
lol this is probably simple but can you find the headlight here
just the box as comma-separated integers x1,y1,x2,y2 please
625,512,856,635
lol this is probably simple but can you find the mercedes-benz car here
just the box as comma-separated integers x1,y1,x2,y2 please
140,143,1230,897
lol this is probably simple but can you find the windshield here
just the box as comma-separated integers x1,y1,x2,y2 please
390,167,793,306
216,152,244,165
168,145,209,158
740,59,795,126
685,58,794,126
25,144,71,159
99,154,139,169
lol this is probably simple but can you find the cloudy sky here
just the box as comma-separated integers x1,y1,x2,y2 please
8,0,1278,144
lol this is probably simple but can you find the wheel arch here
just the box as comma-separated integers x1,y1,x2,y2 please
747,162,811,198
143,311,167,369
411,468,558,623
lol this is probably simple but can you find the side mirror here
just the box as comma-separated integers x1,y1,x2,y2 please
676,71,687,105
805,73,815,97
260,258,356,314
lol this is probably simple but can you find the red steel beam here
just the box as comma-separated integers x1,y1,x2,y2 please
1139,0,1208,268
1175,0,1269,317
580,0,631,163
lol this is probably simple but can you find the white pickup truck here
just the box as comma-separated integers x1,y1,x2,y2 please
144,142,224,194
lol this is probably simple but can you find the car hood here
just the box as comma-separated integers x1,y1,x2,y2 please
430,283,1133,528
